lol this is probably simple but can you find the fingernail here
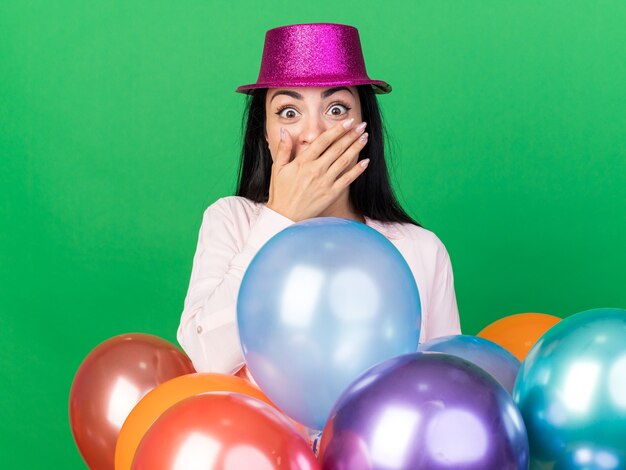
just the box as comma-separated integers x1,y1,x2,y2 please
280,127,285,141
355,122,367,134
359,132,368,143
360,158,370,169
343,118,355,129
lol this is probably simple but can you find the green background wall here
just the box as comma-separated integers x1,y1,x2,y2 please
1,1,624,467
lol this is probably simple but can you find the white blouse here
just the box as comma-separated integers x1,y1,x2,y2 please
177,196,462,374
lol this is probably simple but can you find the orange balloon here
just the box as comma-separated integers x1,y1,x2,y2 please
115,373,275,470
131,393,320,469
477,312,561,361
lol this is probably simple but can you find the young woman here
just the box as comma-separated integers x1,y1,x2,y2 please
177,21,461,412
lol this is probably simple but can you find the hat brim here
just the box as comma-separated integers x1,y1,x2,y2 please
235,79,392,95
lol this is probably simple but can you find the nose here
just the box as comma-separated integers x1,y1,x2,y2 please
298,115,327,147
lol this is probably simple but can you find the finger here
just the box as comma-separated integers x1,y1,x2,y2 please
296,118,355,163
317,121,367,172
331,153,370,192
274,127,293,167
325,132,369,182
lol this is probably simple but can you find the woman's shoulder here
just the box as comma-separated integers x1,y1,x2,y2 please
198,197,267,243
206,196,263,217
382,220,453,273
371,218,446,250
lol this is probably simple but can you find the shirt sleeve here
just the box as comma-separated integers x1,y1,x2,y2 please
177,198,296,374
424,241,462,341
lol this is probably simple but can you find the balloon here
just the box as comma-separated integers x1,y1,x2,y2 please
477,312,561,361
115,373,276,470
419,334,521,393
319,352,529,470
131,392,320,470
234,365,316,444
513,308,626,468
69,333,195,470
238,217,421,430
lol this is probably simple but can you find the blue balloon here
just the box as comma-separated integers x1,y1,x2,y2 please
513,308,626,468
419,334,521,393
237,217,421,430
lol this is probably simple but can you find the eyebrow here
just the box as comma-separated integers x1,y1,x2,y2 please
269,86,354,104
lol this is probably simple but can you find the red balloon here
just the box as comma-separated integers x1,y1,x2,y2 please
69,333,195,470
131,392,320,470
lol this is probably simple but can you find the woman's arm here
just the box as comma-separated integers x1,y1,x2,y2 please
424,241,462,340
177,197,295,373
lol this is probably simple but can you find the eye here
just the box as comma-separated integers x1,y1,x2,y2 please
328,102,352,117
274,101,353,119
275,106,299,119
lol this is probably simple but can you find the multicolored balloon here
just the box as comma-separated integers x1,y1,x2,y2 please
69,333,195,470
320,352,529,469
419,334,521,393
238,217,421,430
131,392,320,469
513,307,626,468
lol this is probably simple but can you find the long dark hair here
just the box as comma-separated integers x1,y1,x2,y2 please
234,85,422,227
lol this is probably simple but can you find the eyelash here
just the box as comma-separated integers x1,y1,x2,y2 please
275,101,352,118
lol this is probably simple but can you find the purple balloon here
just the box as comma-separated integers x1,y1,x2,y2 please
319,353,529,470
418,334,521,394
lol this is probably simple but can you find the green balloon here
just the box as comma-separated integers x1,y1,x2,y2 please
513,308,626,469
